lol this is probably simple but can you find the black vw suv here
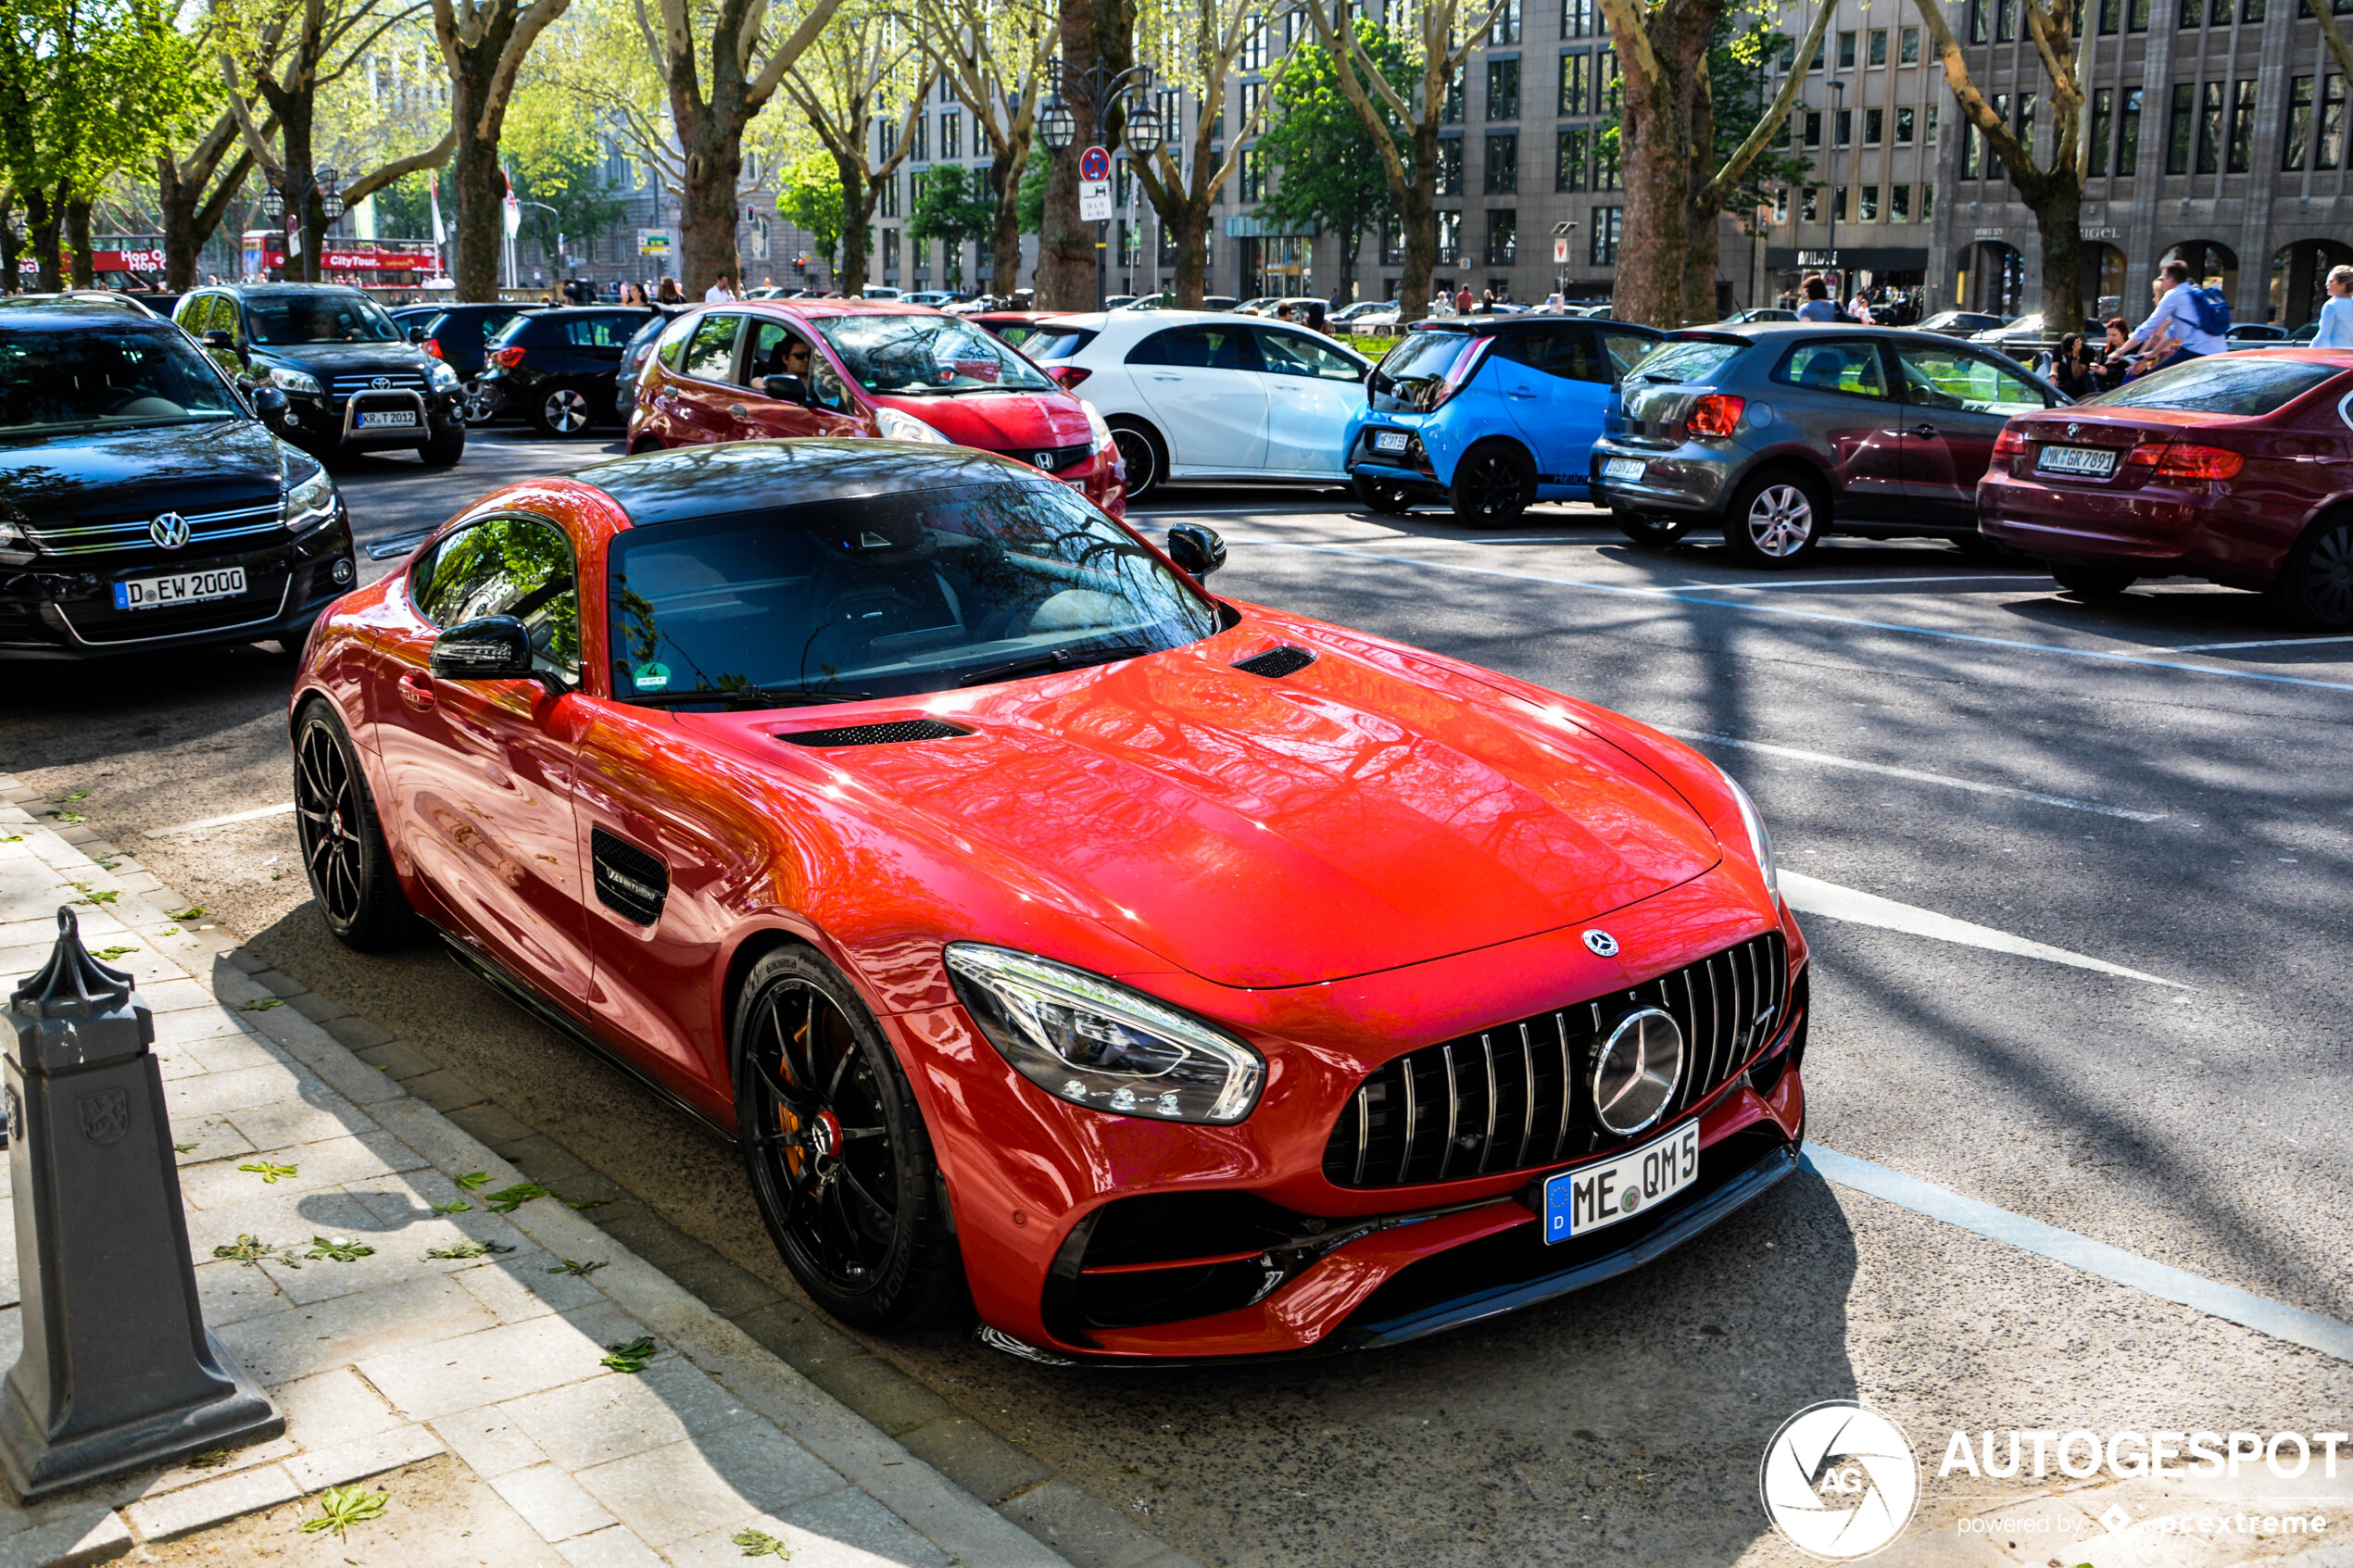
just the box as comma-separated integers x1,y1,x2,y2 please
173,283,465,464
0,295,357,659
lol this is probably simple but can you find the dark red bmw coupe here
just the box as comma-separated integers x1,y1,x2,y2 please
290,440,1807,1361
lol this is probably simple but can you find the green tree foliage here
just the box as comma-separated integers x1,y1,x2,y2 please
1015,141,1048,236
503,85,625,277
777,151,847,273
1596,3,1812,232
906,164,994,287
1258,21,1415,297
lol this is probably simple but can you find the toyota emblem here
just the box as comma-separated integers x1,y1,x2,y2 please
371,376,392,389
149,512,191,550
1582,929,1619,958
1032,451,1055,470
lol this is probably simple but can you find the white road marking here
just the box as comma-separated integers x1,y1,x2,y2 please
1780,870,2189,987
1805,1147,2353,1365
1671,574,2048,592
2172,633,2353,652
1239,541,2353,694
145,801,296,838
1658,727,2166,821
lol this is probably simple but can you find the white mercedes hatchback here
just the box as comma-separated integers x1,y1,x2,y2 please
1020,310,1373,496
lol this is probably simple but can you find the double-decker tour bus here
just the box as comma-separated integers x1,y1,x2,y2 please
237,232,447,294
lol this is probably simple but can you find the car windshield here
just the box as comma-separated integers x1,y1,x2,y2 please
2081,355,2345,416
810,315,1052,394
1369,330,1478,412
245,290,400,345
0,327,245,433
606,477,1221,707
1629,338,1745,384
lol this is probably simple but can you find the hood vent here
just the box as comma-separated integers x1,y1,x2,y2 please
778,718,973,747
1232,646,1317,679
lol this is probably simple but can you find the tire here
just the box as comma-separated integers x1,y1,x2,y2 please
293,702,424,952
529,382,596,437
1616,510,1692,548
459,378,499,425
1449,440,1537,527
1109,421,1164,500
1353,473,1417,513
418,421,465,467
2050,562,2137,599
733,947,963,1330
2268,513,2353,631
1722,470,1826,568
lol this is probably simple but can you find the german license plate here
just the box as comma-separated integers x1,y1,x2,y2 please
113,567,245,611
2036,444,2116,476
1540,1120,1700,1243
1372,430,1409,453
358,409,418,429
1603,456,1648,481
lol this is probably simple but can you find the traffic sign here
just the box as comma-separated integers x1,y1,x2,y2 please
1079,181,1114,220
1078,144,1112,182
1554,237,1570,264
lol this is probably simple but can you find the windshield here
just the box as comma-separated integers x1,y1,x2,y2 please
0,327,245,433
245,291,400,345
1629,338,1745,384
2081,354,2345,415
811,315,1052,394
1369,331,1477,412
607,478,1221,707
1019,326,1096,360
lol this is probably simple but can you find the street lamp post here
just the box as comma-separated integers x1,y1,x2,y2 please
258,169,346,282
1038,61,1164,310
1824,80,1844,303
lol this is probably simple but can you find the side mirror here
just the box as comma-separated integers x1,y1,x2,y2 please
251,384,288,420
406,325,428,345
429,615,536,682
1165,523,1226,577
203,329,245,360
761,373,808,404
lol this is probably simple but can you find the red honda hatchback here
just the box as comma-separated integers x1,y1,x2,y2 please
628,301,1126,517
1978,349,2353,629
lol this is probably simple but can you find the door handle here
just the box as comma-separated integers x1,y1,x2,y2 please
1909,424,1939,438
1151,373,1182,382
397,671,436,712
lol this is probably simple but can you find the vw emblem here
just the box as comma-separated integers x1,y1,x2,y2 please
1582,929,1619,958
149,512,191,550
1032,451,1055,470
1591,1007,1686,1137
371,376,392,389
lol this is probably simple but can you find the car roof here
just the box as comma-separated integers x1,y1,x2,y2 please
1667,321,2022,346
0,295,180,330
573,439,1051,529
1415,314,1662,336
204,282,371,296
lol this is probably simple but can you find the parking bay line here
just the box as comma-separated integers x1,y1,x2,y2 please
1657,727,2165,822
145,801,296,837
1805,1146,2353,1365
1240,541,2353,695
1780,870,2189,988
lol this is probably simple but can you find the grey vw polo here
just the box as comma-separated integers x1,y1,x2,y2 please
1588,324,2069,568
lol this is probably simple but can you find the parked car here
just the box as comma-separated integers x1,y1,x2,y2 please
0,295,356,659
862,286,903,301
1233,296,1284,317
1343,317,1666,525
2288,318,2323,344
627,301,1125,516
901,290,960,307
1588,324,2067,566
174,282,466,463
1969,313,2104,358
1919,309,2008,338
1017,309,1376,497
1716,307,1797,325
290,437,1807,1356
477,306,655,435
611,307,687,418
965,311,1067,351
2224,322,2290,345
400,302,544,422
1978,348,2353,628
1332,300,1400,327
1201,295,1240,312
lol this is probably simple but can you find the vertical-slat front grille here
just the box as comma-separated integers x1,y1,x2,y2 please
1323,932,1791,1189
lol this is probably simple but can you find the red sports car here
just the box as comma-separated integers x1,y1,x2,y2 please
626,300,1126,518
290,441,1807,1362
1979,348,2353,628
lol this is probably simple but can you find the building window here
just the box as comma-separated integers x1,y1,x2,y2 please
1588,206,1622,265
1963,120,1982,178
1801,185,1819,221
884,229,899,275
2196,80,2224,172
1485,132,1519,192
1492,0,1521,44
2100,0,2121,29
1996,0,2019,38
1773,186,1790,220
2211,0,2233,21
1559,52,1589,115
1970,0,1988,41
1895,105,1916,144
2089,87,2113,175
912,115,928,162
2167,81,2195,172
2130,0,2150,27
2286,75,2315,169
1487,57,1520,119
1803,110,1822,146
1560,0,1593,37
1436,138,1463,195
2245,0,2266,18
1437,210,1461,266
1926,105,1938,143
2322,74,2347,169
1837,30,1856,67
1861,184,1881,220
1240,148,1265,201
1380,218,1403,266
1485,209,1516,265
1239,81,1264,124
1595,127,1620,188
1921,182,1934,218
1900,23,1920,59
2178,0,2197,25
2118,86,2143,172
944,114,963,159
1242,18,1267,69
1443,65,1465,122
1865,107,1883,144
880,172,899,218
2229,80,2258,170
1868,28,1887,64
1892,182,1911,220
1556,127,1590,189
1835,107,1853,146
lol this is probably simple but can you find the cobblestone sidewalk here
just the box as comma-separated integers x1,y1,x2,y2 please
0,798,1068,1568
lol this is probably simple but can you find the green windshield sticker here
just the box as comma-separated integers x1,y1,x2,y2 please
634,662,671,691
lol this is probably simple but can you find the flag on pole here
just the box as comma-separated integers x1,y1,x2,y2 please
429,173,446,247
502,167,522,238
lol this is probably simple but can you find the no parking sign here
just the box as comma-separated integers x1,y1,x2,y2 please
1079,144,1114,220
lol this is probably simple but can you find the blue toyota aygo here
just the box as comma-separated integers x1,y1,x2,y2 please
1343,316,1663,524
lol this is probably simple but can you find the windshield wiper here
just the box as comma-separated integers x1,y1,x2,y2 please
956,638,1151,688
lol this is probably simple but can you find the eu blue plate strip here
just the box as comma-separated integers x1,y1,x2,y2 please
1804,1146,2353,1365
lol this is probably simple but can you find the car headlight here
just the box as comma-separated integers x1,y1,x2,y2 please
1080,397,1114,450
944,944,1265,1124
268,367,322,395
425,358,460,392
875,407,950,445
1715,765,1780,902
282,464,336,532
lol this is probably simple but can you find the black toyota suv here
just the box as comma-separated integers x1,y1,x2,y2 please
0,295,357,659
174,283,465,464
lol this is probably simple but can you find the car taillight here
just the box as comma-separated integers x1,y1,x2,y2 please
422,338,444,360
1048,365,1092,389
491,345,526,368
1684,394,1746,438
2126,441,2243,480
1991,425,2027,459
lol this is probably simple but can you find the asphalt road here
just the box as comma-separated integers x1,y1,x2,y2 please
8,429,2353,1566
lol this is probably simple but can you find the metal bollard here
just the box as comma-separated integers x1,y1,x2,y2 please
0,909,281,1500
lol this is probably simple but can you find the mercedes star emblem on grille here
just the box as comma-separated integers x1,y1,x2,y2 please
1582,928,1620,957
1032,451,1054,470
371,376,393,389
1591,1007,1686,1136
149,512,191,551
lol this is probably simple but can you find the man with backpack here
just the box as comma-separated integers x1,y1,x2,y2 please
2119,258,2229,373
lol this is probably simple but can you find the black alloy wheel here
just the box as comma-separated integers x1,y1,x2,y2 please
1353,473,1417,513
532,383,595,436
1616,510,1692,547
1111,424,1162,499
2271,515,2353,631
293,704,421,951
1450,442,1537,527
459,378,499,424
734,948,961,1328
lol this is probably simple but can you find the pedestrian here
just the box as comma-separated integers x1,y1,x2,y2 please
656,277,684,305
1454,282,1474,314
1848,292,1874,324
1327,284,1346,315
1303,300,1329,334
2118,258,2226,373
619,281,647,307
2047,332,2098,397
1794,274,1839,321
2309,264,2353,347
704,271,737,303
1478,288,1495,314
